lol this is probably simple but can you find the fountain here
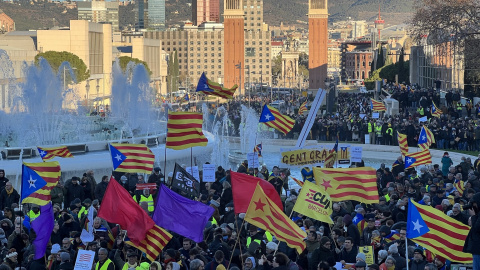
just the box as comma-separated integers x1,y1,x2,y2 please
0,50,215,189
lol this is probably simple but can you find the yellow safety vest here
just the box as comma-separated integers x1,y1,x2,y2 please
28,210,40,222
386,128,393,136
96,259,113,270
139,195,154,212
368,123,373,133
385,194,390,202
265,231,273,242
375,126,382,136
122,263,143,270
246,237,261,248
78,206,88,220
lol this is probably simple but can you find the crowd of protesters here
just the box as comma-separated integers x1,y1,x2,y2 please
0,86,479,269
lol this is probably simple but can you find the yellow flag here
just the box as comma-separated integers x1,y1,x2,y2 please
245,184,306,254
292,181,333,224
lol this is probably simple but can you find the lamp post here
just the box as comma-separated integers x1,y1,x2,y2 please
85,81,90,113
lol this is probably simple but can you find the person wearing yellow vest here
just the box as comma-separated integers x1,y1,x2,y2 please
136,189,154,213
368,120,375,144
114,249,140,270
246,224,265,250
96,248,115,270
28,205,40,222
78,198,92,220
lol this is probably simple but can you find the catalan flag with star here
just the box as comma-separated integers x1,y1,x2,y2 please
405,149,432,169
166,112,209,150
37,146,73,161
245,183,306,253
418,126,435,150
324,139,338,168
259,105,295,135
370,98,386,111
431,101,442,118
313,167,379,204
196,72,238,99
109,143,155,174
253,143,262,158
21,161,61,206
407,199,472,263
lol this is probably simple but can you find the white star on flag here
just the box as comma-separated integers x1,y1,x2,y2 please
422,136,426,140
40,150,46,156
264,114,271,121
407,158,413,164
28,176,37,189
353,216,358,222
412,219,424,233
114,154,123,161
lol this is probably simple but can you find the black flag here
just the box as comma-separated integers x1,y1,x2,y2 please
171,163,200,198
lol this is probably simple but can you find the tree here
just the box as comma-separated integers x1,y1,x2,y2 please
376,45,384,70
298,52,309,69
118,56,152,75
35,51,90,83
272,54,282,84
398,48,405,83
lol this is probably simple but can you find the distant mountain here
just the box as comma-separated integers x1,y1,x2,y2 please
1,0,413,31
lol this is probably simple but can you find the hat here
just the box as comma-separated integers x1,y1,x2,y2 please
60,252,70,262
414,248,424,256
355,204,364,211
226,202,234,208
165,249,176,258
266,242,278,251
71,176,80,181
127,251,138,258
365,213,376,221
120,175,128,181
356,253,366,262
248,224,258,232
320,236,330,245
73,198,81,205
83,198,92,205
355,261,367,268
51,244,61,254
154,167,161,172
63,214,72,222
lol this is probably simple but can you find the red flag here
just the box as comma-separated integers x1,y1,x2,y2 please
97,176,155,245
230,171,283,214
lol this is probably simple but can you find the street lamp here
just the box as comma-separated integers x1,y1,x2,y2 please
86,81,90,113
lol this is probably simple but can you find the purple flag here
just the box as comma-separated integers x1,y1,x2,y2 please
153,185,214,243
31,203,54,259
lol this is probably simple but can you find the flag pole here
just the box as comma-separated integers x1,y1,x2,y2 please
405,236,409,270
164,145,167,183
228,217,246,266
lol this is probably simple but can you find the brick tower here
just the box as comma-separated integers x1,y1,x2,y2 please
308,0,328,89
223,0,244,94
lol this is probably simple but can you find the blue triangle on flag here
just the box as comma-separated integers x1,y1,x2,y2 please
21,165,48,201
406,200,430,238
109,144,126,170
405,156,417,168
259,105,276,123
418,128,427,144
37,147,47,158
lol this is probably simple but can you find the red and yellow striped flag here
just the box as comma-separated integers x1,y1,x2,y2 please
109,144,155,174
405,149,432,169
166,112,208,150
453,180,465,196
245,184,306,253
313,167,379,204
21,161,61,205
290,176,304,187
259,105,295,135
407,200,472,263
126,225,172,262
397,132,408,156
298,101,308,115
370,98,386,111
37,146,73,161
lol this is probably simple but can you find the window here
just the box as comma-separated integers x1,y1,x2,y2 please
190,41,193,45
190,53,193,57
204,47,207,51
211,41,215,45
190,65,194,69
173,42,176,45
197,41,200,45
204,59,208,63
190,47,193,51
179,53,182,57
190,71,193,75
197,53,200,57
204,53,208,57
246,59,249,63
197,65,201,69
211,59,215,63
197,59,200,63
218,65,222,69
211,53,215,57
218,53,222,57
197,71,201,75
246,47,256,57
204,41,208,45
190,59,193,63
204,65,207,69
211,65,214,69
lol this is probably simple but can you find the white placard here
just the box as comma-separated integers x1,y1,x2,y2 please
202,164,216,182
186,166,200,181
247,153,260,169
372,112,380,119
351,146,363,162
419,116,428,123
359,113,366,119
74,250,95,270
364,134,370,144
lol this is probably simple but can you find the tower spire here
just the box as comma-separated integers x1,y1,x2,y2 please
378,4,381,20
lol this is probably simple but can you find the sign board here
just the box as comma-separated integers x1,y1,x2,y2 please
202,164,216,182
419,116,428,123
372,112,380,119
74,250,96,270
364,134,370,144
281,148,327,167
359,114,366,119
358,246,375,265
247,153,260,169
351,146,363,162
186,166,200,181
136,183,157,190
337,146,351,164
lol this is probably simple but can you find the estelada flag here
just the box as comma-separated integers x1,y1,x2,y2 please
245,183,306,253
166,112,208,150
292,181,333,224
97,176,155,245
37,146,73,161
370,98,386,111
21,161,61,206
405,149,432,169
109,143,155,174
230,171,283,214
313,167,379,204
259,104,294,135
196,72,238,99
407,199,472,263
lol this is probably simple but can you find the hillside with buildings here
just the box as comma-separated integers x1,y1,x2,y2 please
1,0,413,31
